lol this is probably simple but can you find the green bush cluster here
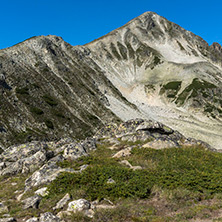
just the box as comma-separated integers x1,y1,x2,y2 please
42,95,58,106
175,78,217,105
131,146,222,194
48,165,153,200
48,145,222,202
15,87,29,95
44,119,54,129
30,107,44,115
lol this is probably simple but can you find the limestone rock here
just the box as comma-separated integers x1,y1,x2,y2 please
34,187,48,197
22,195,42,209
63,138,96,160
0,218,16,222
67,199,91,212
53,193,71,210
107,178,115,184
0,203,8,214
0,142,53,176
63,143,87,160
26,217,39,222
91,198,115,211
39,212,60,222
25,162,75,190
79,164,89,172
112,147,132,158
120,160,142,170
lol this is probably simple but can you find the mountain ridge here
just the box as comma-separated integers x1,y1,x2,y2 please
0,12,222,149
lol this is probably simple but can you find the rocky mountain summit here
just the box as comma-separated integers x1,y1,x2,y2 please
0,12,222,149
0,119,216,221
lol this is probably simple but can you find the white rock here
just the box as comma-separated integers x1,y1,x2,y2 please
35,187,48,197
0,203,8,214
107,178,115,184
53,193,71,210
67,199,90,212
26,217,39,222
112,147,132,158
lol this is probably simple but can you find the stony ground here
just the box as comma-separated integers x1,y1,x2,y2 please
0,119,222,222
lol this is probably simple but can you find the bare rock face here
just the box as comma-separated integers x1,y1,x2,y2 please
84,12,222,149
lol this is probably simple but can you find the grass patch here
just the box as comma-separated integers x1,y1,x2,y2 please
176,78,217,105
160,81,182,98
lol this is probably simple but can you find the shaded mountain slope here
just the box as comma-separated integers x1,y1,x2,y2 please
0,36,136,148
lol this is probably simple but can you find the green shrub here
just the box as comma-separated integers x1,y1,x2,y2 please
30,107,44,115
49,145,222,206
131,146,222,194
48,165,153,200
52,111,65,118
16,87,29,95
44,119,54,129
43,95,58,106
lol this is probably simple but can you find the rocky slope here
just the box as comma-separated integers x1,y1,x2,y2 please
0,12,222,149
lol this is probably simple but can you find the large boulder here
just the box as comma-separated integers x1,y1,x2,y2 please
67,199,91,212
22,195,42,209
24,162,75,191
63,138,96,160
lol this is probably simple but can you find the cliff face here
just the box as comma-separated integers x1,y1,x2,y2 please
0,12,222,149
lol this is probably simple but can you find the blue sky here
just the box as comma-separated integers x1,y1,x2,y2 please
1,0,222,49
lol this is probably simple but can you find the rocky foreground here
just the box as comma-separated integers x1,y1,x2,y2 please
0,119,216,222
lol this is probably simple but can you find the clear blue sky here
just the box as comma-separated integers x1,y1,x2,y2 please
1,0,222,49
